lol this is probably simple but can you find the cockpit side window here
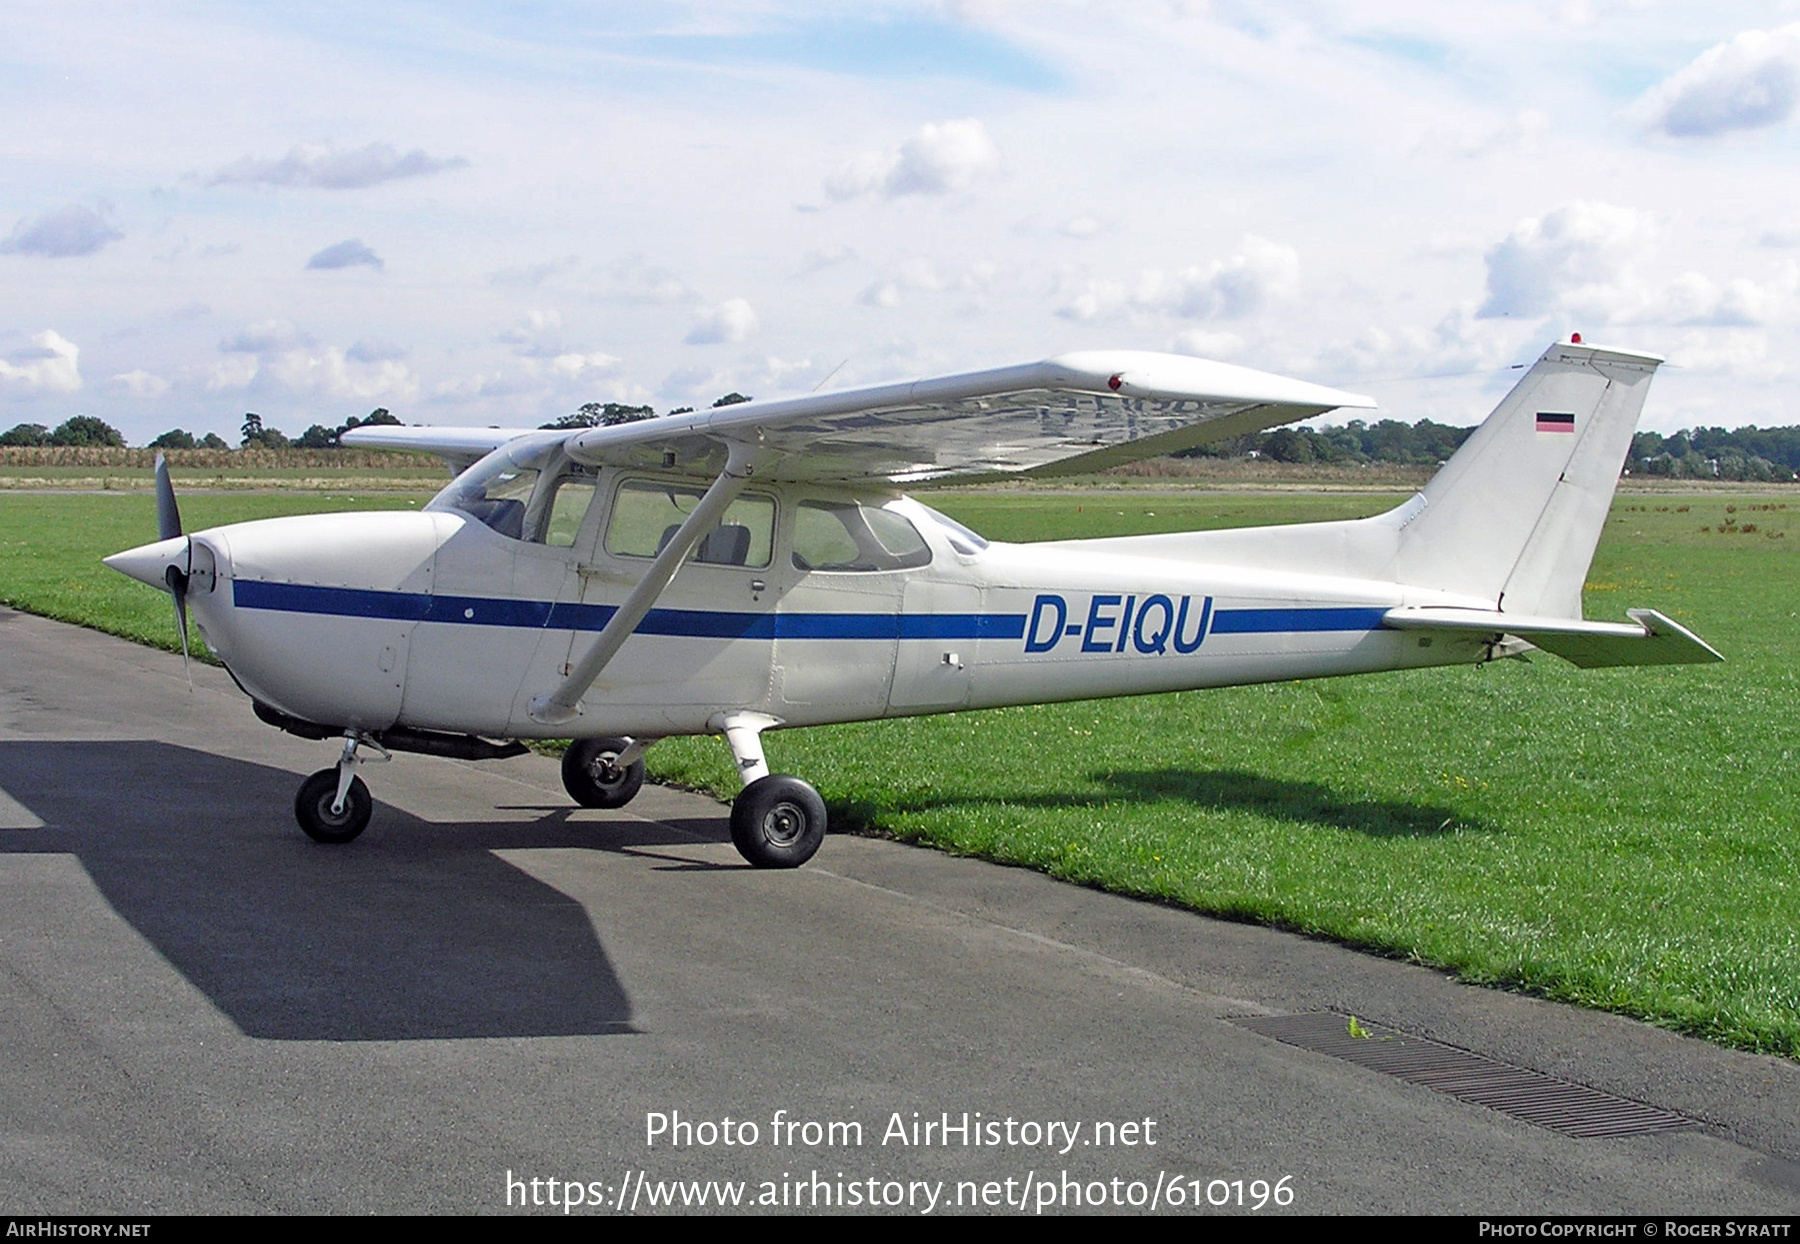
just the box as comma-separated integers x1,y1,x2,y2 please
605,480,774,568
530,466,599,547
792,500,932,572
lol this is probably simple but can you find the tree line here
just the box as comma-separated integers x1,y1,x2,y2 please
0,409,402,451
0,394,751,450
1187,420,1800,481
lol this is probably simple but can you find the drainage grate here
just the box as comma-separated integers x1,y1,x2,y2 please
1232,1012,1696,1139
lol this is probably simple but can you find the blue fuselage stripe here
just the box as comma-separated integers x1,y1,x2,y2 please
231,581,1029,641
230,582,1376,642
1210,607,1389,633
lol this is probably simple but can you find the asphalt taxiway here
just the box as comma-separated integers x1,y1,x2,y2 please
2,606,1796,1214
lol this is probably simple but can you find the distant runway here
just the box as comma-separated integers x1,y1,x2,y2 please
2,606,1796,1214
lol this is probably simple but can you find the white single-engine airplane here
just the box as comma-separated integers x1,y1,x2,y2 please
108,336,1719,867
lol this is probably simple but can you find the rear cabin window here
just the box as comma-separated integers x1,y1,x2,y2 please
605,480,774,568
907,500,989,555
792,500,932,572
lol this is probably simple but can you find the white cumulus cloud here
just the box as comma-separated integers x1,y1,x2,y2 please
205,357,259,392
110,369,171,398
1415,110,1549,158
489,255,581,288
261,347,418,402
1631,24,1800,137
550,351,621,379
1478,202,1787,328
1,205,123,258
0,331,81,393
860,258,945,307
211,142,467,189
221,320,313,354
1658,270,1789,327
1057,236,1299,322
796,245,856,276
598,256,697,305
347,339,407,363
685,298,760,345
1665,329,1784,378
1164,237,1299,319
861,258,997,307
1477,201,1658,319
211,322,416,402
1307,311,1492,383
498,309,567,357
826,119,1000,200
431,371,544,403
1170,330,1245,360
306,239,383,270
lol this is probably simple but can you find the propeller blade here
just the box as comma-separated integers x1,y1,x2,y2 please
165,564,192,688
154,454,183,542
155,454,192,686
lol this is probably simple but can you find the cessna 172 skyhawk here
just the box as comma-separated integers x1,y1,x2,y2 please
107,336,1718,868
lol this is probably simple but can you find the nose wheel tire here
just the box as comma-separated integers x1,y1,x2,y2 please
295,769,372,843
730,774,827,868
561,737,646,809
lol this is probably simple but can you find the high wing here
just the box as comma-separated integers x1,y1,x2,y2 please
336,425,547,475
343,352,1374,484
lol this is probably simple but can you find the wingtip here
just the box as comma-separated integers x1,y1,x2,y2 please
1043,350,1379,412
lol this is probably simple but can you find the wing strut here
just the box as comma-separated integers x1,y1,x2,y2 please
529,440,773,726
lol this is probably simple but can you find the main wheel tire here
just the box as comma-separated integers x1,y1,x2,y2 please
295,768,372,844
730,775,827,869
561,737,646,809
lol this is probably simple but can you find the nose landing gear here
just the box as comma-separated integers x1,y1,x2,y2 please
295,769,371,843
294,734,385,843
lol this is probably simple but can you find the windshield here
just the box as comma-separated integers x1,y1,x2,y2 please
428,435,572,542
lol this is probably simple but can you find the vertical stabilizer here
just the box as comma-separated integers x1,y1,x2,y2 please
1392,340,1661,617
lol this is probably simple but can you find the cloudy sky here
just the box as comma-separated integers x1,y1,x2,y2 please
5,1,1799,443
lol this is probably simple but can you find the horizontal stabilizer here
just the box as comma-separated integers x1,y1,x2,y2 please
1382,606,1722,668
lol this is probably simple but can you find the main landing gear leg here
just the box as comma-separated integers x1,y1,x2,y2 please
294,733,385,844
711,711,826,869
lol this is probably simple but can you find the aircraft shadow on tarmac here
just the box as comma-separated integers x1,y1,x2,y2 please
835,767,1496,840
0,739,734,1043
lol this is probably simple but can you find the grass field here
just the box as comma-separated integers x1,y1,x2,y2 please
2,486,1797,1057
0,492,426,655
